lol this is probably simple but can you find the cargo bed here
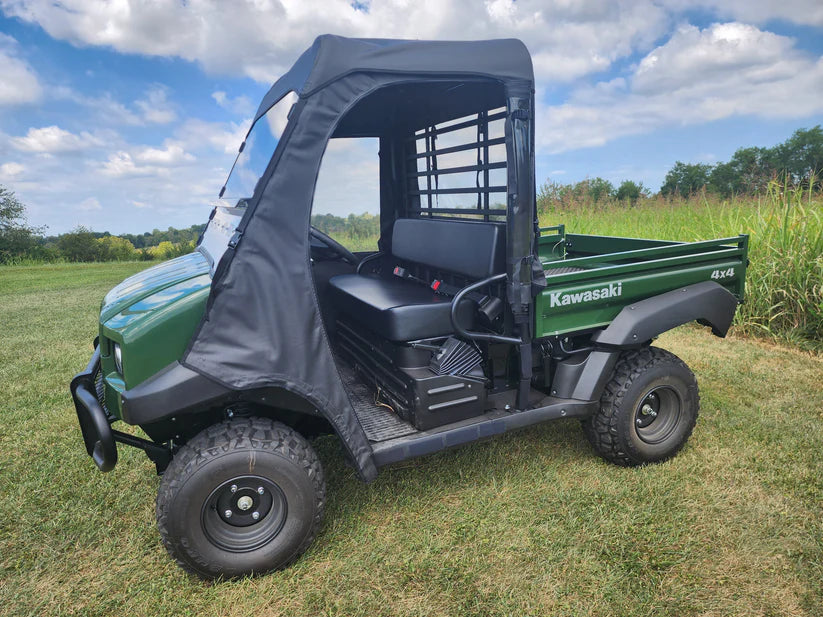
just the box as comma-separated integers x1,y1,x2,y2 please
535,225,748,338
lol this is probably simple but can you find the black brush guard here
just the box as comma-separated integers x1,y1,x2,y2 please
70,344,171,473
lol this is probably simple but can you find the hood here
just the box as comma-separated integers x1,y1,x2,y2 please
101,251,210,323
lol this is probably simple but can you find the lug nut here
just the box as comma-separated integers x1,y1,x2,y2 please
252,511,260,520
230,484,237,493
257,486,264,495
224,509,232,518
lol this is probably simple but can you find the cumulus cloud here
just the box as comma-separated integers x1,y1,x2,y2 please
100,142,196,177
212,91,255,116
78,197,101,211
0,161,25,180
660,0,823,27
134,86,177,124
54,84,178,126
135,143,195,165
0,33,42,105
537,23,823,153
9,125,104,152
174,118,249,155
0,0,672,82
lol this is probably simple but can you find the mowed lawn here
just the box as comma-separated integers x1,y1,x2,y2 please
1,262,821,617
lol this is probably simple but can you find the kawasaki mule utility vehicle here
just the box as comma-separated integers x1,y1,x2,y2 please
70,36,748,579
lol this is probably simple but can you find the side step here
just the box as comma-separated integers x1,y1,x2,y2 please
371,397,598,467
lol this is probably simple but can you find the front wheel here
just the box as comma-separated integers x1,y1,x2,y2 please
156,417,325,579
583,347,699,466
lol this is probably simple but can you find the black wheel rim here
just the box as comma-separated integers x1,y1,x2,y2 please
201,475,288,553
633,386,682,445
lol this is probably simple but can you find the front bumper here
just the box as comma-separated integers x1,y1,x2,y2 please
69,345,118,471
70,344,173,473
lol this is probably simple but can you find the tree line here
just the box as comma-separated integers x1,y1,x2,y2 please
0,186,205,264
0,185,379,264
537,126,822,209
661,126,822,198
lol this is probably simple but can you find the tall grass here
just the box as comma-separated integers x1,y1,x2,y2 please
538,183,823,352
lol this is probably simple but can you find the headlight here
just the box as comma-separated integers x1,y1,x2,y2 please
113,343,123,374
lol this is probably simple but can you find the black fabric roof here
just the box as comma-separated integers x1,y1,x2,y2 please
254,35,534,123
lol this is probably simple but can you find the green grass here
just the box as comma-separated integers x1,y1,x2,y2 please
1,263,822,616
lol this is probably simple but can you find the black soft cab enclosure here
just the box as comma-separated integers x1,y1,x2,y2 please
329,218,506,341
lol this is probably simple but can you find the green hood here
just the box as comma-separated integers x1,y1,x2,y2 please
101,252,210,322
99,251,212,392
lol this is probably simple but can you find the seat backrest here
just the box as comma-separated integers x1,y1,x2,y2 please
391,218,506,280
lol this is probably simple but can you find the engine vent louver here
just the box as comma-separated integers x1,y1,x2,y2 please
429,337,483,376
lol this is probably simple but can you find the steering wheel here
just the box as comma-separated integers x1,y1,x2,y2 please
309,226,360,267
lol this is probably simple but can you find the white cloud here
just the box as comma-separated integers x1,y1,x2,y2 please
0,33,42,105
100,151,143,178
134,143,195,165
9,126,104,153
0,161,25,180
54,87,142,125
632,22,797,94
99,141,196,178
134,86,177,124
538,23,823,153
212,91,255,116
54,84,178,126
0,0,672,83
78,197,101,211
661,0,823,27
175,118,249,155
314,137,380,215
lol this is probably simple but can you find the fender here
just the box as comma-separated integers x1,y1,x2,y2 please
591,280,739,347
120,362,379,482
553,281,739,402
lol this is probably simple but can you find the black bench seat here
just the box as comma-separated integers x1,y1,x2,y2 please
328,218,505,342
328,274,475,341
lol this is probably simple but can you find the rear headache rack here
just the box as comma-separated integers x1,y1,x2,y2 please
407,108,508,222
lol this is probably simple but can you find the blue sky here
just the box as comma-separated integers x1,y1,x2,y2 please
0,0,822,235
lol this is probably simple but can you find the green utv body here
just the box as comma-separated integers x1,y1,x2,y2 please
70,35,748,579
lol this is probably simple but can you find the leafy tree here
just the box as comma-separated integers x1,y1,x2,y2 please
615,180,646,204
775,125,823,188
311,212,379,238
58,226,101,262
97,235,137,261
709,147,776,197
0,185,43,262
147,240,195,260
147,241,177,260
586,177,615,203
661,162,712,198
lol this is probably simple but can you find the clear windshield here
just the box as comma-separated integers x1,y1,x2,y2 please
220,92,298,201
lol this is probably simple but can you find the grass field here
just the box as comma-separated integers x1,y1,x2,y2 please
1,259,822,616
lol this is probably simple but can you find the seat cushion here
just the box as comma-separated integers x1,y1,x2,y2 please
329,274,475,341
391,218,505,280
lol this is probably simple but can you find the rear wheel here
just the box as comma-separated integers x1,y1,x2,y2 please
583,347,699,466
156,417,325,579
